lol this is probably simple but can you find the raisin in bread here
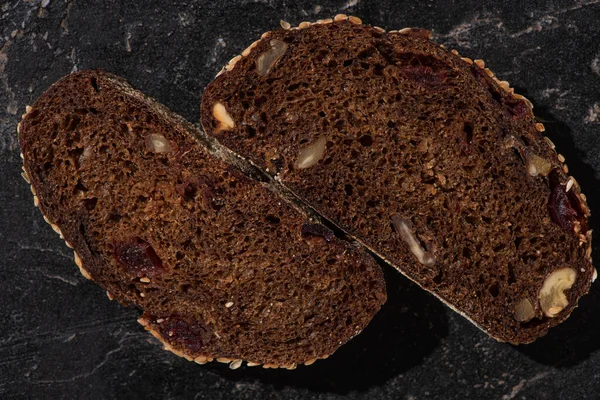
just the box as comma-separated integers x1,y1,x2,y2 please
18,70,386,369
200,16,594,344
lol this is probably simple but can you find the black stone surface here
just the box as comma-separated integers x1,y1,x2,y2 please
1,0,600,399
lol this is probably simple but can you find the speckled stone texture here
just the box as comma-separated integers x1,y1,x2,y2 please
1,1,599,399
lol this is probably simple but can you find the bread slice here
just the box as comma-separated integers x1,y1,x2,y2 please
200,16,594,344
18,70,386,368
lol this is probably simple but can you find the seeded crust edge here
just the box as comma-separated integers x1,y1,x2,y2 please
17,76,341,370
136,316,332,370
207,14,595,344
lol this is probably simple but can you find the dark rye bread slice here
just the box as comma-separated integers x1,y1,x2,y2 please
200,16,595,344
18,70,386,369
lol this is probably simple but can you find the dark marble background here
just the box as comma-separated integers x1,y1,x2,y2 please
1,0,600,399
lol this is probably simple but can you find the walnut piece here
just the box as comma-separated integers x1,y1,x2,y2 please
256,39,288,76
514,298,535,322
539,267,577,317
146,133,171,153
391,215,436,266
296,137,327,169
525,151,552,177
212,102,236,132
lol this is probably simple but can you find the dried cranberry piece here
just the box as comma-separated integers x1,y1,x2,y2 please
301,223,334,242
547,169,584,232
548,184,577,231
113,237,164,277
157,316,208,353
400,65,447,87
507,101,529,119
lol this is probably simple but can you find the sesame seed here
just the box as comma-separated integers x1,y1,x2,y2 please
566,177,574,192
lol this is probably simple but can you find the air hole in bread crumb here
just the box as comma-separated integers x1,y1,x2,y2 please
255,96,267,107
493,243,505,252
358,47,376,59
75,182,88,192
463,123,474,143
83,197,97,211
489,282,499,297
265,215,280,224
64,114,81,131
90,77,99,92
359,135,373,147
344,184,353,196
508,265,517,285
489,88,502,103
